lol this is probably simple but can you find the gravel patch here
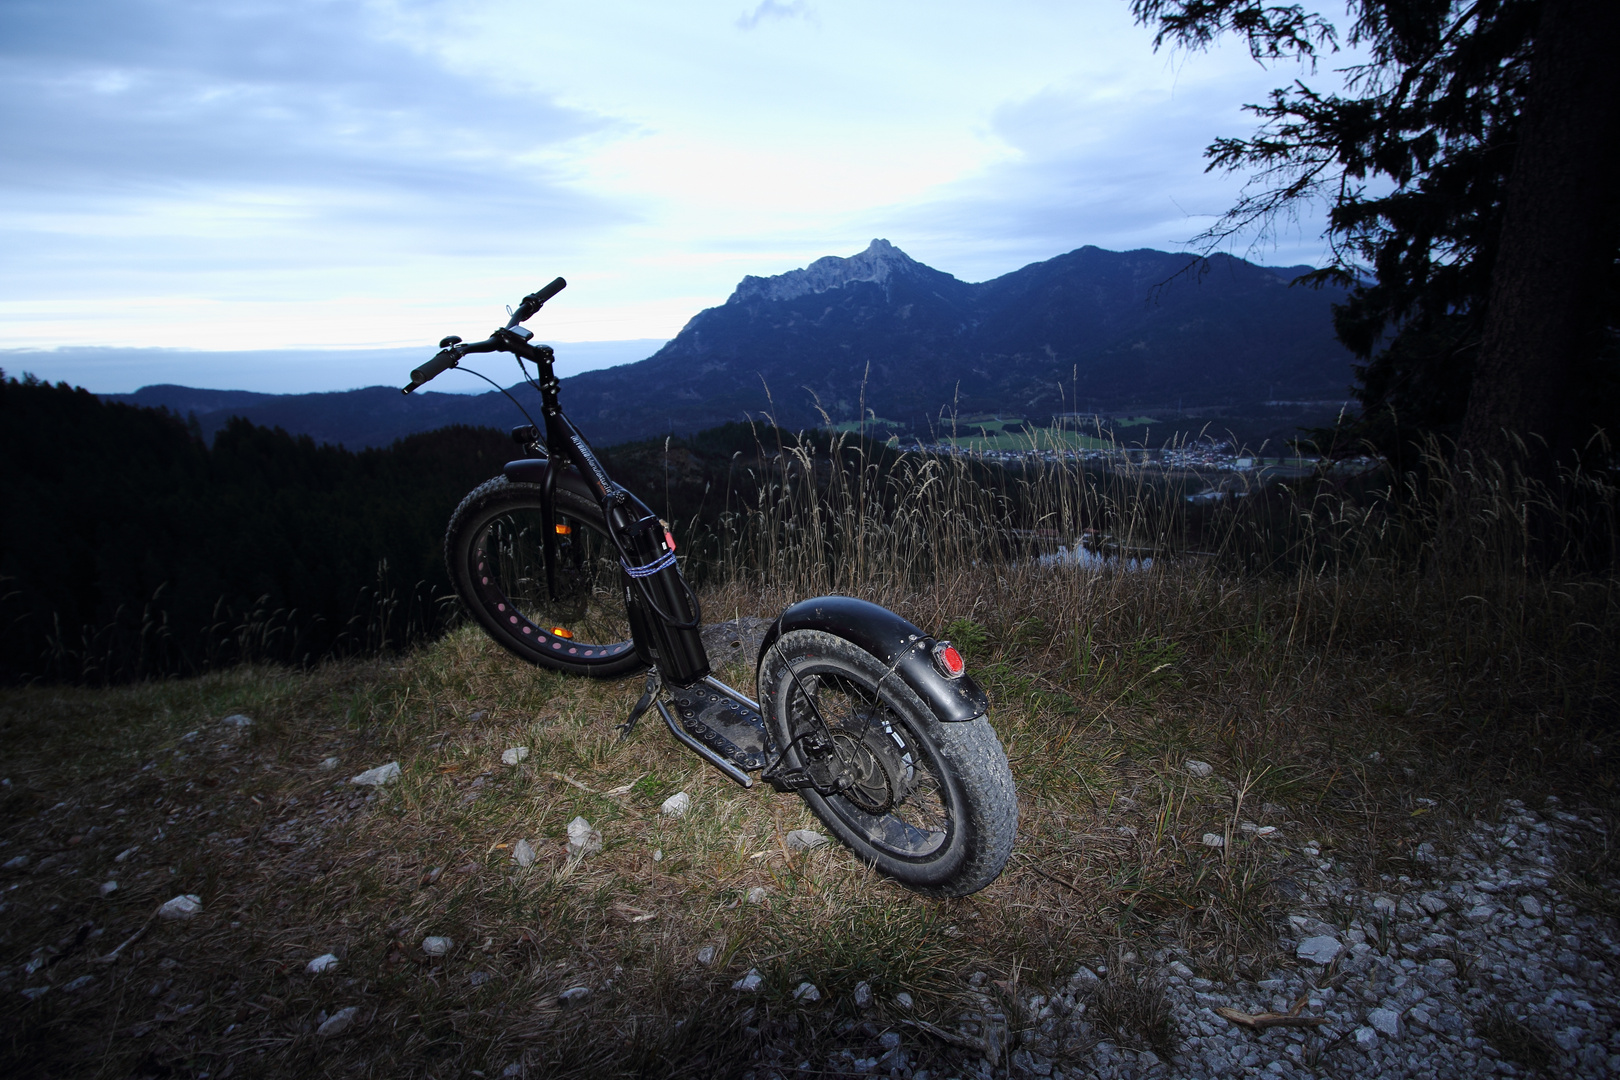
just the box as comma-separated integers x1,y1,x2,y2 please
988,797,1618,1079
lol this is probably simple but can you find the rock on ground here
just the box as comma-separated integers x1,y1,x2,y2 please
350,761,400,786
157,894,202,920
995,796,1620,1080
317,1006,358,1037
566,816,602,855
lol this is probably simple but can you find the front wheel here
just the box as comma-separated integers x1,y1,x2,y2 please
758,630,1017,897
445,472,644,678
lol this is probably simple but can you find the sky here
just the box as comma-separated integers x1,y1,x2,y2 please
0,0,1355,393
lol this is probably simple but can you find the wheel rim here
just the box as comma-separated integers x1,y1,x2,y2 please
468,506,636,660
790,673,952,860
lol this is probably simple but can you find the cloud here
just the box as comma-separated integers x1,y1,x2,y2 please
0,0,627,306
867,74,1339,283
735,1,815,31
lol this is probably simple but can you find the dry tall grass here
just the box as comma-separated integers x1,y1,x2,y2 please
2,434,1615,1078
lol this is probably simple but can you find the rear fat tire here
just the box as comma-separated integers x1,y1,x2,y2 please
757,629,1017,897
445,472,645,678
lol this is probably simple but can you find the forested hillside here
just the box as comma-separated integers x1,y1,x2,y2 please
0,376,520,682
0,374,807,683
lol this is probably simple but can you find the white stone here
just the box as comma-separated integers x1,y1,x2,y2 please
501,747,529,766
696,945,717,966
421,936,454,957
732,969,764,992
99,880,117,896
351,761,401,786
114,846,138,863
1368,1008,1401,1037
1201,833,1225,848
306,953,339,974
566,817,602,855
317,1006,358,1037
793,981,821,1002
660,791,691,817
1519,895,1543,918
1185,760,1214,778
513,839,537,868
2,855,27,870
1167,960,1195,979
1254,825,1278,836
1353,1026,1379,1050
221,714,253,727
785,829,828,851
1464,903,1495,923
1297,936,1342,965
318,757,339,771
158,894,202,920
895,991,914,1010
746,886,768,904
558,986,590,1004
1418,894,1448,915
853,980,873,1008
1373,896,1396,915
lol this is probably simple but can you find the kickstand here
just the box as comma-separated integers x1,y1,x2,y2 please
619,669,662,739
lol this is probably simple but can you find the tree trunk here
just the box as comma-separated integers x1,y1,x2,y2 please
1460,0,1620,473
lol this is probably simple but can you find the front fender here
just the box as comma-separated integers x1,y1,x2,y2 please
758,596,989,722
502,458,550,485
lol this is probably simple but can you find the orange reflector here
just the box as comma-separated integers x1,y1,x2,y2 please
554,523,572,535
550,627,574,639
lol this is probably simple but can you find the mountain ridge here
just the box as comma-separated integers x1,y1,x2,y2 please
104,241,1356,448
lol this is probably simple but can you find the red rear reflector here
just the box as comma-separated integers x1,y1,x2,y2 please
550,627,574,639
664,529,677,552
933,641,965,678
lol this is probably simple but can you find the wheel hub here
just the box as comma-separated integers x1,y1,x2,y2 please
831,715,911,814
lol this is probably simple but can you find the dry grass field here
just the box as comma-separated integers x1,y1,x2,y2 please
2,446,1617,1078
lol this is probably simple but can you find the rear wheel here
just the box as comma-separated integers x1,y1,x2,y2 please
445,473,644,677
758,630,1017,896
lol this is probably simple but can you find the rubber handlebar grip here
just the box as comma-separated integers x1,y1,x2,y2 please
532,277,567,304
409,348,459,386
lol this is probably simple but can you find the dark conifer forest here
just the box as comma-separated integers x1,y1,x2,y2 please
0,374,526,682
0,373,788,683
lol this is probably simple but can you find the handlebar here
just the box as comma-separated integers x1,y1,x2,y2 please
507,277,567,328
403,347,459,394
401,277,567,394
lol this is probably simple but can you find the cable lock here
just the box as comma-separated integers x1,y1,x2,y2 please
620,549,678,578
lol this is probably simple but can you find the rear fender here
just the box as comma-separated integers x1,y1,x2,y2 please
757,596,988,722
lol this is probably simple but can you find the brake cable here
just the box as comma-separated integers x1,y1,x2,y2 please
448,364,541,433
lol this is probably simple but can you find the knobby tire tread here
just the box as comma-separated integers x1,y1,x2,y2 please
760,630,1017,897
445,472,645,679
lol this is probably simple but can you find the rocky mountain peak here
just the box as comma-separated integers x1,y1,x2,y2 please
727,239,926,305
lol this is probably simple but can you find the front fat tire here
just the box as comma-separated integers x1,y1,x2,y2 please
758,629,1017,897
445,473,646,678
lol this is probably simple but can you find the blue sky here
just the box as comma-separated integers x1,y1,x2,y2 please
0,0,1353,392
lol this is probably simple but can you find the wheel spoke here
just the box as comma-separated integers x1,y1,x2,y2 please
799,676,953,859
